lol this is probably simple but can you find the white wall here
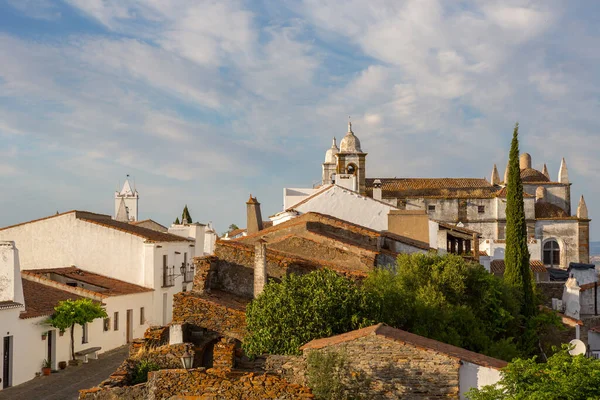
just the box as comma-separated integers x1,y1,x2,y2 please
292,185,396,231
0,290,154,390
459,361,502,399
283,188,319,210
0,213,146,286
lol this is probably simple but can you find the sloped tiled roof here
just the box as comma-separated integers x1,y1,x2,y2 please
0,210,191,243
23,267,153,297
535,202,569,219
490,259,547,274
494,187,534,198
0,301,23,311
20,279,85,319
300,323,507,370
78,214,192,243
520,168,550,183
366,178,498,199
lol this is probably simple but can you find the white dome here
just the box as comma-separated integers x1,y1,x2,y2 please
324,137,339,164
339,122,362,153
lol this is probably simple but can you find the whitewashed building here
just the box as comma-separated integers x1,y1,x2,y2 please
0,210,197,326
0,242,154,390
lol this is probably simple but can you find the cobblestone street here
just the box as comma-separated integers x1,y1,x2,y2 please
0,346,128,400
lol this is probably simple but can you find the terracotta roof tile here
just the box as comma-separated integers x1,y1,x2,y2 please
20,279,85,319
494,187,534,198
23,267,153,297
77,213,191,243
490,259,547,274
520,168,550,183
535,202,569,219
0,210,190,243
300,323,507,370
366,178,498,199
0,301,24,311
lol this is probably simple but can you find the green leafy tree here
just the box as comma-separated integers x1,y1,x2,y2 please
47,299,107,360
363,253,522,360
504,123,535,317
243,269,372,357
181,205,192,223
467,347,600,399
174,217,180,224
228,224,240,232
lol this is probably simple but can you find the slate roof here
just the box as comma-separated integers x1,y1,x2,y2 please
365,178,499,199
23,267,153,297
20,279,85,319
490,259,547,274
300,323,507,370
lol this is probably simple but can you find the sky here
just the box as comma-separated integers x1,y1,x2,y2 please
0,0,599,239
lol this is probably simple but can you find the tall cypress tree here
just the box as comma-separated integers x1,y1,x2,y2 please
504,123,535,317
182,205,193,224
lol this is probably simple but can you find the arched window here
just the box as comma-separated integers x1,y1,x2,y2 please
543,240,560,267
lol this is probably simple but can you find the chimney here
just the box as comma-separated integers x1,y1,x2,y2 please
246,195,264,235
558,158,569,184
535,186,547,203
373,179,382,201
387,210,430,244
490,164,500,186
254,238,267,298
519,153,532,170
0,241,24,304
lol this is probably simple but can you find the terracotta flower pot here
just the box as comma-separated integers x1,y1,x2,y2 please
58,361,67,370
42,367,51,376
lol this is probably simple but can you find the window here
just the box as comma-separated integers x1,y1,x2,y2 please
103,318,110,332
478,205,485,214
543,240,560,267
82,323,88,344
163,255,175,287
140,307,145,325
114,312,119,331
427,205,436,212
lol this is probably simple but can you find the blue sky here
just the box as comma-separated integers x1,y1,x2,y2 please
0,0,599,239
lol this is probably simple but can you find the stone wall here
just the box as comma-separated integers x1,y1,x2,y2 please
267,335,461,399
171,291,247,341
213,338,236,369
537,282,565,307
147,368,313,400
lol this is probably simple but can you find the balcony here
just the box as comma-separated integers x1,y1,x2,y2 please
162,265,175,287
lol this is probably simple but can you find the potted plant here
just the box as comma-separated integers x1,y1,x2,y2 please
41,331,48,340
42,359,51,376
58,361,67,370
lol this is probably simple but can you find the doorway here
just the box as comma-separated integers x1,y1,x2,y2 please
3,336,12,389
126,310,133,343
47,330,56,370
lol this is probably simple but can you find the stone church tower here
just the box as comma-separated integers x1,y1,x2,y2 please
336,121,367,195
115,176,139,222
322,137,339,185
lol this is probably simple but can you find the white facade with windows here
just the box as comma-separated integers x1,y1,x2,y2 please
0,242,157,390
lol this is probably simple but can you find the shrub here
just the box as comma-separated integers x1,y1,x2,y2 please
130,359,160,385
306,349,369,400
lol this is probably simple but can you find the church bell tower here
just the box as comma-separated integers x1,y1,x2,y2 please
335,121,367,195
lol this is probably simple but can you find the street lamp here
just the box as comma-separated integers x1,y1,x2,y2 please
180,350,194,369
